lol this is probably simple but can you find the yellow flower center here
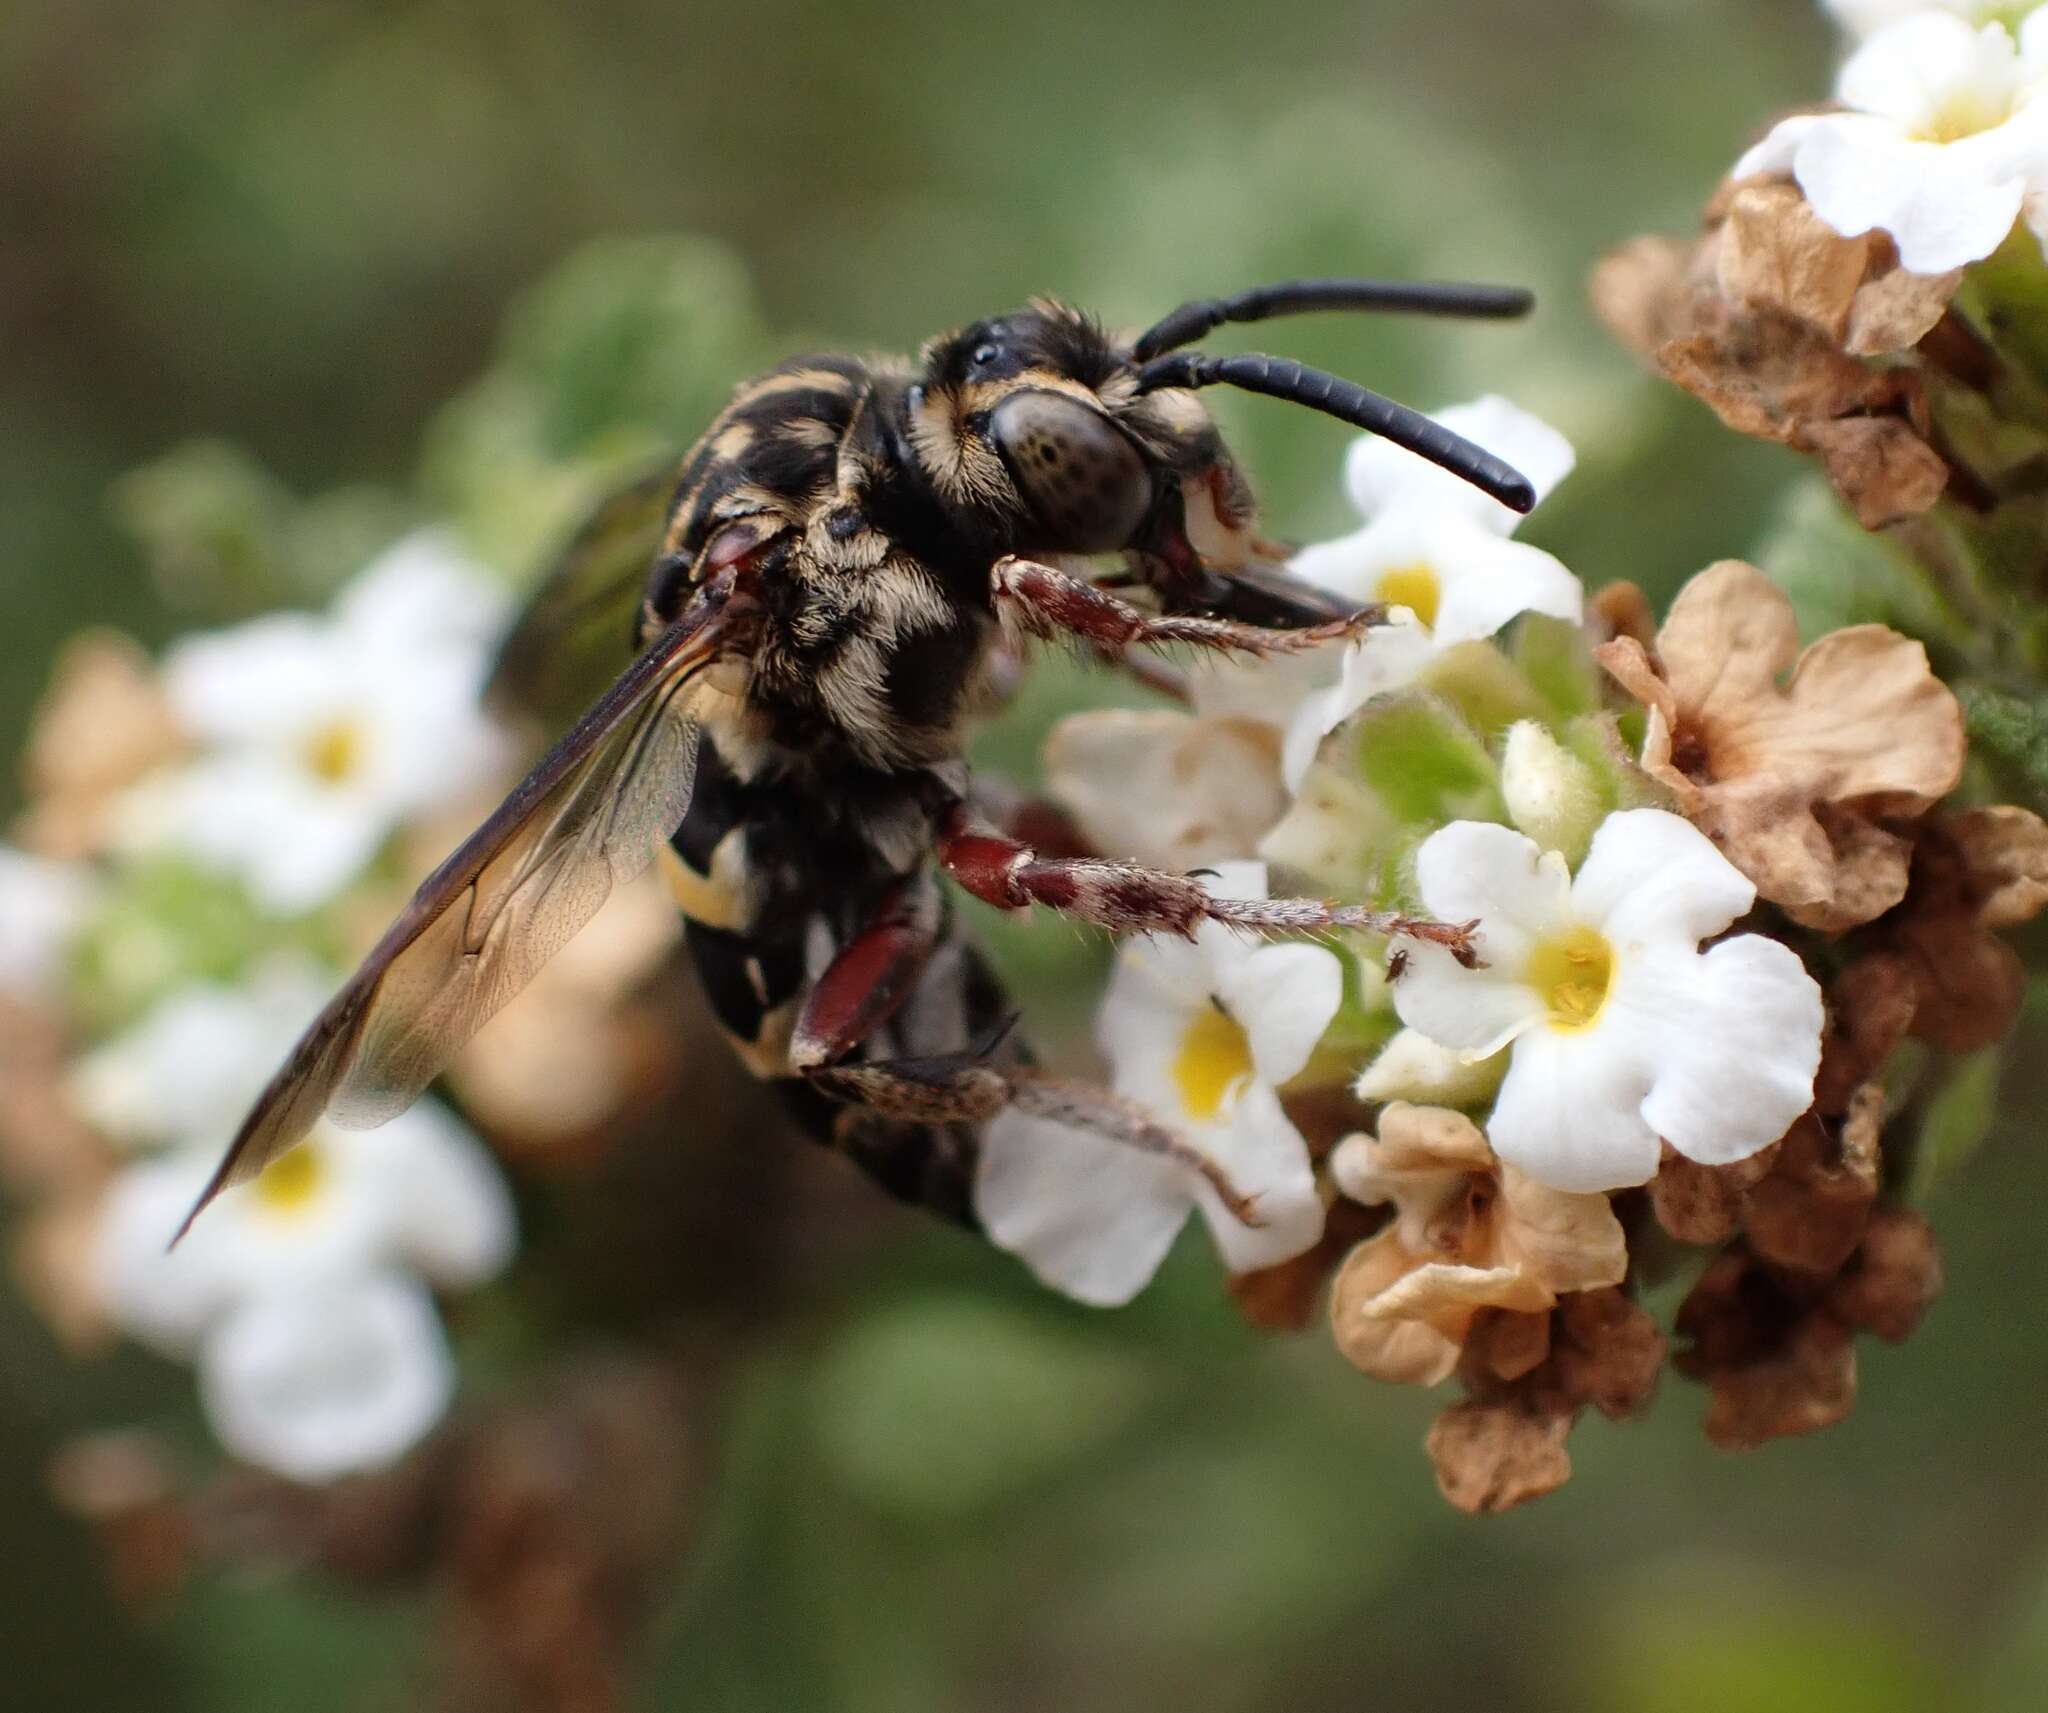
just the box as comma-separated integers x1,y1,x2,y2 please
1913,90,2013,146
1374,564,1441,628
1524,925,1615,1033
1173,1002,1253,1120
301,718,364,784
251,1142,327,1214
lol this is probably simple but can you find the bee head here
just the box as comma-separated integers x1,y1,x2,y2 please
906,301,1166,555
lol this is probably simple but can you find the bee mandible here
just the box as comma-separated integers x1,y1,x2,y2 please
179,276,1535,1240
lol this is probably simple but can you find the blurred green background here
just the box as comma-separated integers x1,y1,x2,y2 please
10,1,2048,1708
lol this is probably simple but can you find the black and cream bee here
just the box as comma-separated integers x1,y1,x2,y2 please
180,278,1535,1240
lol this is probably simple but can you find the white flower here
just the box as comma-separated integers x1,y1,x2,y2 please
118,532,513,913
975,862,1338,1306
93,1100,512,1478
70,959,327,1151
0,844,92,997
1391,811,1823,1193
96,1101,513,1349
1264,397,1581,787
1736,13,2048,274
199,1272,454,1482
1823,1,2031,40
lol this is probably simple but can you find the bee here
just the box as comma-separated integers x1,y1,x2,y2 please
179,276,1535,1240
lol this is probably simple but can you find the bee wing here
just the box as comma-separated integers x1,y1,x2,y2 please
178,607,725,1239
484,467,676,730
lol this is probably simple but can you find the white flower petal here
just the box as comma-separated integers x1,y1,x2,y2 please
71,960,327,1151
1837,15,2017,124
1411,820,1573,964
974,1109,1192,1306
1568,809,1756,950
1734,113,1825,181
335,532,508,662
1389,944,1543,1058
1344,396,1574,534
1485,1025,1662,1192
1189,1084,1324,1273
1797,120,2028,273
356,1101,516,1287
1628,936,1824,1168
1279,616,1436,790
163,615,348,747
94,1151,234,1353
198,1273,453,1481
0,846,91,997
1223,942,1344,1086
1430,534,1584,648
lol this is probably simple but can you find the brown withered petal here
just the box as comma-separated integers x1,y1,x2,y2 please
1460,1307,1553,1385
1588,580,1657,650
1328,1107,1627,1386
1044,708,1287,871
1815,954,1920,1113
1591,235,1707,360
1650,1142,1780,1247
1826,1208,1942,1343
1551,1287,1666,1422
1425,1397,1575,1516
17,631,183,860
1597,561,1963,929
1844,258,1964,358
1891,913,2023,1053
1652,299,1946,529
1699,1312,1857,1451
1715,183,1872,344
1743,1085,1882,1276
1942,806,2048,930
1676,1246,1859,1449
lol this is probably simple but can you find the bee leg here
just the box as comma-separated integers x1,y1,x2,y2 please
787,875,944,1071
802,1056,1265,1227
935,802,1482,965
991,556,1380,661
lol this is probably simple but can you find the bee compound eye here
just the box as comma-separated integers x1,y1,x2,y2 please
988,390,1152,554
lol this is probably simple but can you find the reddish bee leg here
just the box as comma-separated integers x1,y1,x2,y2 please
787,876,944,1071
804,1054,1264,1225
991,556,1380,660
934,802,1481,964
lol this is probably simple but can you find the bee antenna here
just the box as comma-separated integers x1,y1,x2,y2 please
1132,351,1536,514
1130,278,1532,363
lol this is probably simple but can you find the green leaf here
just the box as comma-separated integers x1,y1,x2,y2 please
1960,684,2048,804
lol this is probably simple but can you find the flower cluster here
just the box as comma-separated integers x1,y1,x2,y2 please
0,534,670,1481
995,388,2042,1512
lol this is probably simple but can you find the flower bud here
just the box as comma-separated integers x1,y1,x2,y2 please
1500,720,1603,863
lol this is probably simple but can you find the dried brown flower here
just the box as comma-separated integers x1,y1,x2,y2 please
1675,1214,1940,1451
1425,1288,1664,1515
1592,185,1953,528
15,631,183,859
1327,1104,1626,1387
1881,806,2048,1051
1598,560,1964,930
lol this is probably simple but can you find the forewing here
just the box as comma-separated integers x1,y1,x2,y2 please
179,611,717,1236
484,466,676,730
